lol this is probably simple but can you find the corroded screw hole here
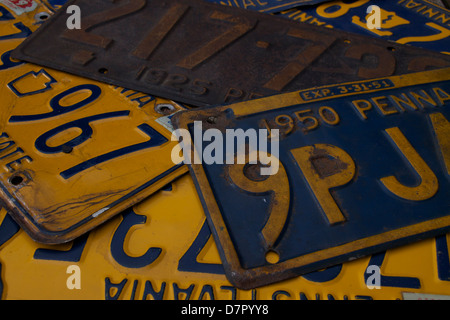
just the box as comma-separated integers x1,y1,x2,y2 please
35,12,50,21
98,68,109,74
9,174,24,186
206,116,217,124
155,103,176,115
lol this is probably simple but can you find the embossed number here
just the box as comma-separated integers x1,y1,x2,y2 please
226,151,290,250
133,6,256,70
62,0,146,48
264,28,336,91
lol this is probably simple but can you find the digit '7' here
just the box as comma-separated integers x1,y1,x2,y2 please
132,4,256,69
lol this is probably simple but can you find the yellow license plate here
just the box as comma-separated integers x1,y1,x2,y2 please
0,1,187,244
1,175,449,300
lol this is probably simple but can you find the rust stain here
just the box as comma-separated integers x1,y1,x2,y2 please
310,147,349,178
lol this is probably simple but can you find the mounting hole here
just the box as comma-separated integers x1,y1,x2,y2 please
387,46,396,52
265,250,280,264
35,12,50,21
9,174,24,186
98,68,109,74
155,103,176,115
206,116,217,124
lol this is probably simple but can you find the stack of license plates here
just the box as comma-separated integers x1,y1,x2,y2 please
0,0,449,300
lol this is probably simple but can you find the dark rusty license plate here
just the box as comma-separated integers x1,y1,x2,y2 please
173,67,450,289
11,0,450,107
443,0,450,9
204,0,336,13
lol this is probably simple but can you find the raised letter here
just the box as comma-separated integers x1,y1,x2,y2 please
380,127,438,201
291,144,356,225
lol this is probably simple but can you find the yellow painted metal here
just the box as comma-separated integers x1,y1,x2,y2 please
0,1,187,243
0,174,449,300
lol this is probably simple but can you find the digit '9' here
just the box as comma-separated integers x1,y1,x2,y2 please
226,150,290,257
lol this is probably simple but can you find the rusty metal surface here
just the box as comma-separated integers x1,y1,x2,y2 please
203,0,336,13
11,0,450,107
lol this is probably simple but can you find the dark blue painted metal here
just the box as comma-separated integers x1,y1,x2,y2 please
279,0,450,53
175,69,450,288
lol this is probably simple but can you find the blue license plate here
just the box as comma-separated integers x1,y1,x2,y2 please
173,67,450,289
278,0,450,53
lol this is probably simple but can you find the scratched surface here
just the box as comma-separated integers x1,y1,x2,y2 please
11,0,450,107
173,68,450,289
0,0,187,244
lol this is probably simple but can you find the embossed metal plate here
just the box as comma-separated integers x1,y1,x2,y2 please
0,1,187,244
204,0,335,13
173,68,450,289
279,0,450,54
1,176,450,300
11,0,450,107
1,1,449,302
